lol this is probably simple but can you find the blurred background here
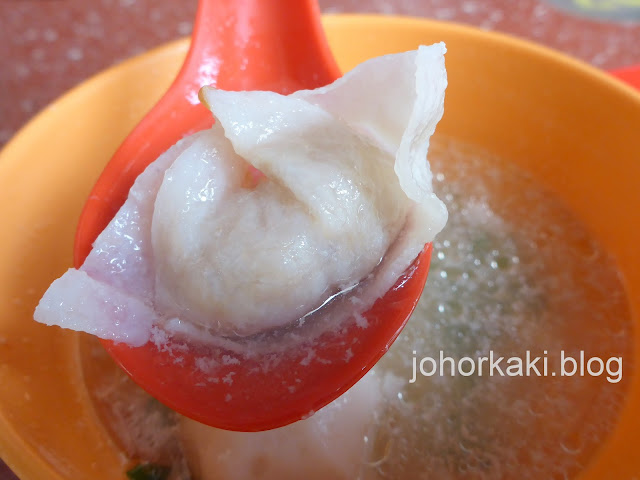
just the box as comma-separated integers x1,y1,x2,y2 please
1,0,640,150
1,0,639,477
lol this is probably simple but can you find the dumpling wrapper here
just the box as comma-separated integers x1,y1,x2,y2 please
35,43,448,345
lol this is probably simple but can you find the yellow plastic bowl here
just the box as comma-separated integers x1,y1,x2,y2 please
1,14,639,480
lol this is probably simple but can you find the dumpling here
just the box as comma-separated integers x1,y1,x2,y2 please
179,371,384,480
34,43,448,344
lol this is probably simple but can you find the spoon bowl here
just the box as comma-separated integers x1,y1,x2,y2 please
74,0,431,431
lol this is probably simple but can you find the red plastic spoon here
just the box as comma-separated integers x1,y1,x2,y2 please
74,0,432,431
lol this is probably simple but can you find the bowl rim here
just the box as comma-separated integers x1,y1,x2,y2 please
3,14,640,164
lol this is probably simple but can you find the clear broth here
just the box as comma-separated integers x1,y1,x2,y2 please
364,138,633,479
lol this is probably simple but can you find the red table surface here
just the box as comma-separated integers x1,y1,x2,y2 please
1,0,640,478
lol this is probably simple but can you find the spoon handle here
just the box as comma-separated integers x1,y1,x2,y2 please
183,0,341,94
